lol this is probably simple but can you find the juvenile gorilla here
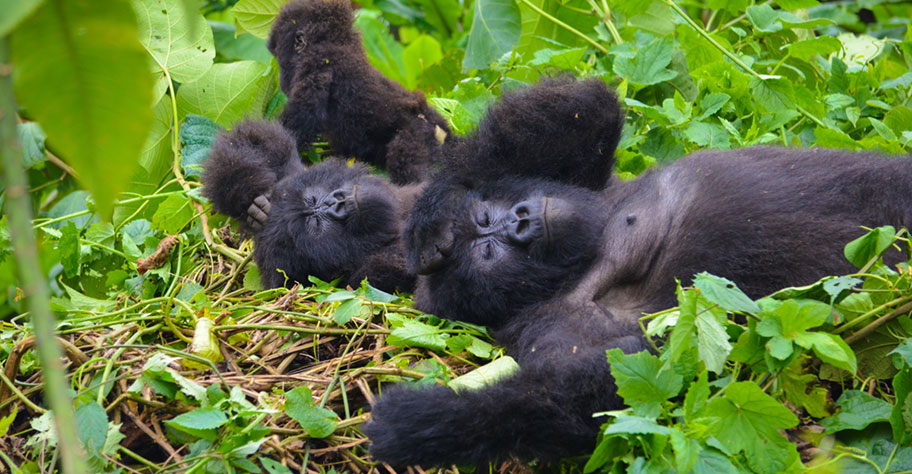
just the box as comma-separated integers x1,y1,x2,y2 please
366,147,912,466
202,121,423,291
203,78,624,292
268,0,450,185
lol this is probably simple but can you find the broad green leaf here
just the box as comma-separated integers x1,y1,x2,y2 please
75,402,108,455
11,0,154,218
844,225,896,268
787,36,842,62
463,0,521,71
403,35,443,89
355,10,407,84
893,366,912,443
529,47,587,70
211,22,273,63
59,222,82,278
694,306,732,374
693,272,761,314
821,390,892,433
794,332,856,372
683,121,731,149
137,97,174,182
667,282,697,366
179,115,222,178
233,0,284,39
696,93,730,121
448,356,519,391
516,0,597,57
133,0,215,103
704,382,799,474
613,35,677,86
333,298,362,325
607,348,682,418
17,122,47,168
169,407,228,430
815,127,859,150
692,449,740,474
46,190,98,230
386,318,449,352
176,60,276,128
603,415,671,436
261,457,295,474
413,0,461,40
151,194,195,234
777,0,819,9
781,356,831,418
684,371,709,423
285,386,338,438
756,298,833,361
670,430,700,473
0,0,43,36
750,77,796,113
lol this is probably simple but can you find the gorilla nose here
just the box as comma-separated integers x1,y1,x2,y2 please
507,199,546,245
324,186,357,220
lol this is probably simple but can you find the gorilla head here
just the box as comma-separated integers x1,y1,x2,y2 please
267,0,359,94
412,177,604,326
255,158,413,290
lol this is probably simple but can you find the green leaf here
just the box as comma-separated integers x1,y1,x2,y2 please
693,272,761,314
670,430,700,473
232,0,284,39
17,122,47,168
463,0,521,71
821,390,892,433
777,0,819,9
285,386,338,438
448,356,520,392
607,348,682,418
844,225,896,268
10,0,154,217
517,0,597,57
59,221,82,278
168,407,229,430
403,35,443,89
386,318,449,352
692,449,740,474
260,457,294,474
892,365,912,443
0,0,42,36
355,10,407,84
704,382,799,474
613,35,677,86
694,306,732,374
152,194,195,234
683,122,731,149
211,22,273,63
176,60,276,128
76,402,109,455
787,36,842,62
603,415,671,436
179,115,222,178
333,298,362,325
133,0,215,103
795,332,856,373
696,93,730,121
750,77,796,113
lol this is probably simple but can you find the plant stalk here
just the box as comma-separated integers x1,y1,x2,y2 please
0,38,88,473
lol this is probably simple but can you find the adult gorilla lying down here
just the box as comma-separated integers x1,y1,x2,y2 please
365,147,912,467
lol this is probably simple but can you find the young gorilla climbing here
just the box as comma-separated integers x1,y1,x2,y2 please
367,147,912,467
268,0,450,185
202,77,624,293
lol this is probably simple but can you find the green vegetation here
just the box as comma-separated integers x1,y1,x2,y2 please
1,0,911,472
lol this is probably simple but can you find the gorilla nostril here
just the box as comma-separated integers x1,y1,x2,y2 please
331,189,348,201
514,206,530,219
327,200,348,220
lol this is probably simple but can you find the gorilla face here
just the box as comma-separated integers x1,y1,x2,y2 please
255,159,400,288
413,177,605,326
267,0,358,94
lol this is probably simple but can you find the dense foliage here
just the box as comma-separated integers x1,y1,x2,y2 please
1,0,911,472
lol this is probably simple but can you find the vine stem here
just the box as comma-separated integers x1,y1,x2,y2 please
0,39,89,473
517,0,608,54
662,0,826,128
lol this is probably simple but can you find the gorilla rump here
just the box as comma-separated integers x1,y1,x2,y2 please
202,121,422,292
268,0,450,184
366,147,912,467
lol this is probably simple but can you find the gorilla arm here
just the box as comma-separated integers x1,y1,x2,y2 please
280,68,334,150
366,301,646,467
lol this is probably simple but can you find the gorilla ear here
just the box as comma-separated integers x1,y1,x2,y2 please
294,30,307,51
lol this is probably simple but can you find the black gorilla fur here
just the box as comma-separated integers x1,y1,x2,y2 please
267,0,450,185
202,77,623,293
367,147,912,466
406,77,623,274
202,120,423,292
